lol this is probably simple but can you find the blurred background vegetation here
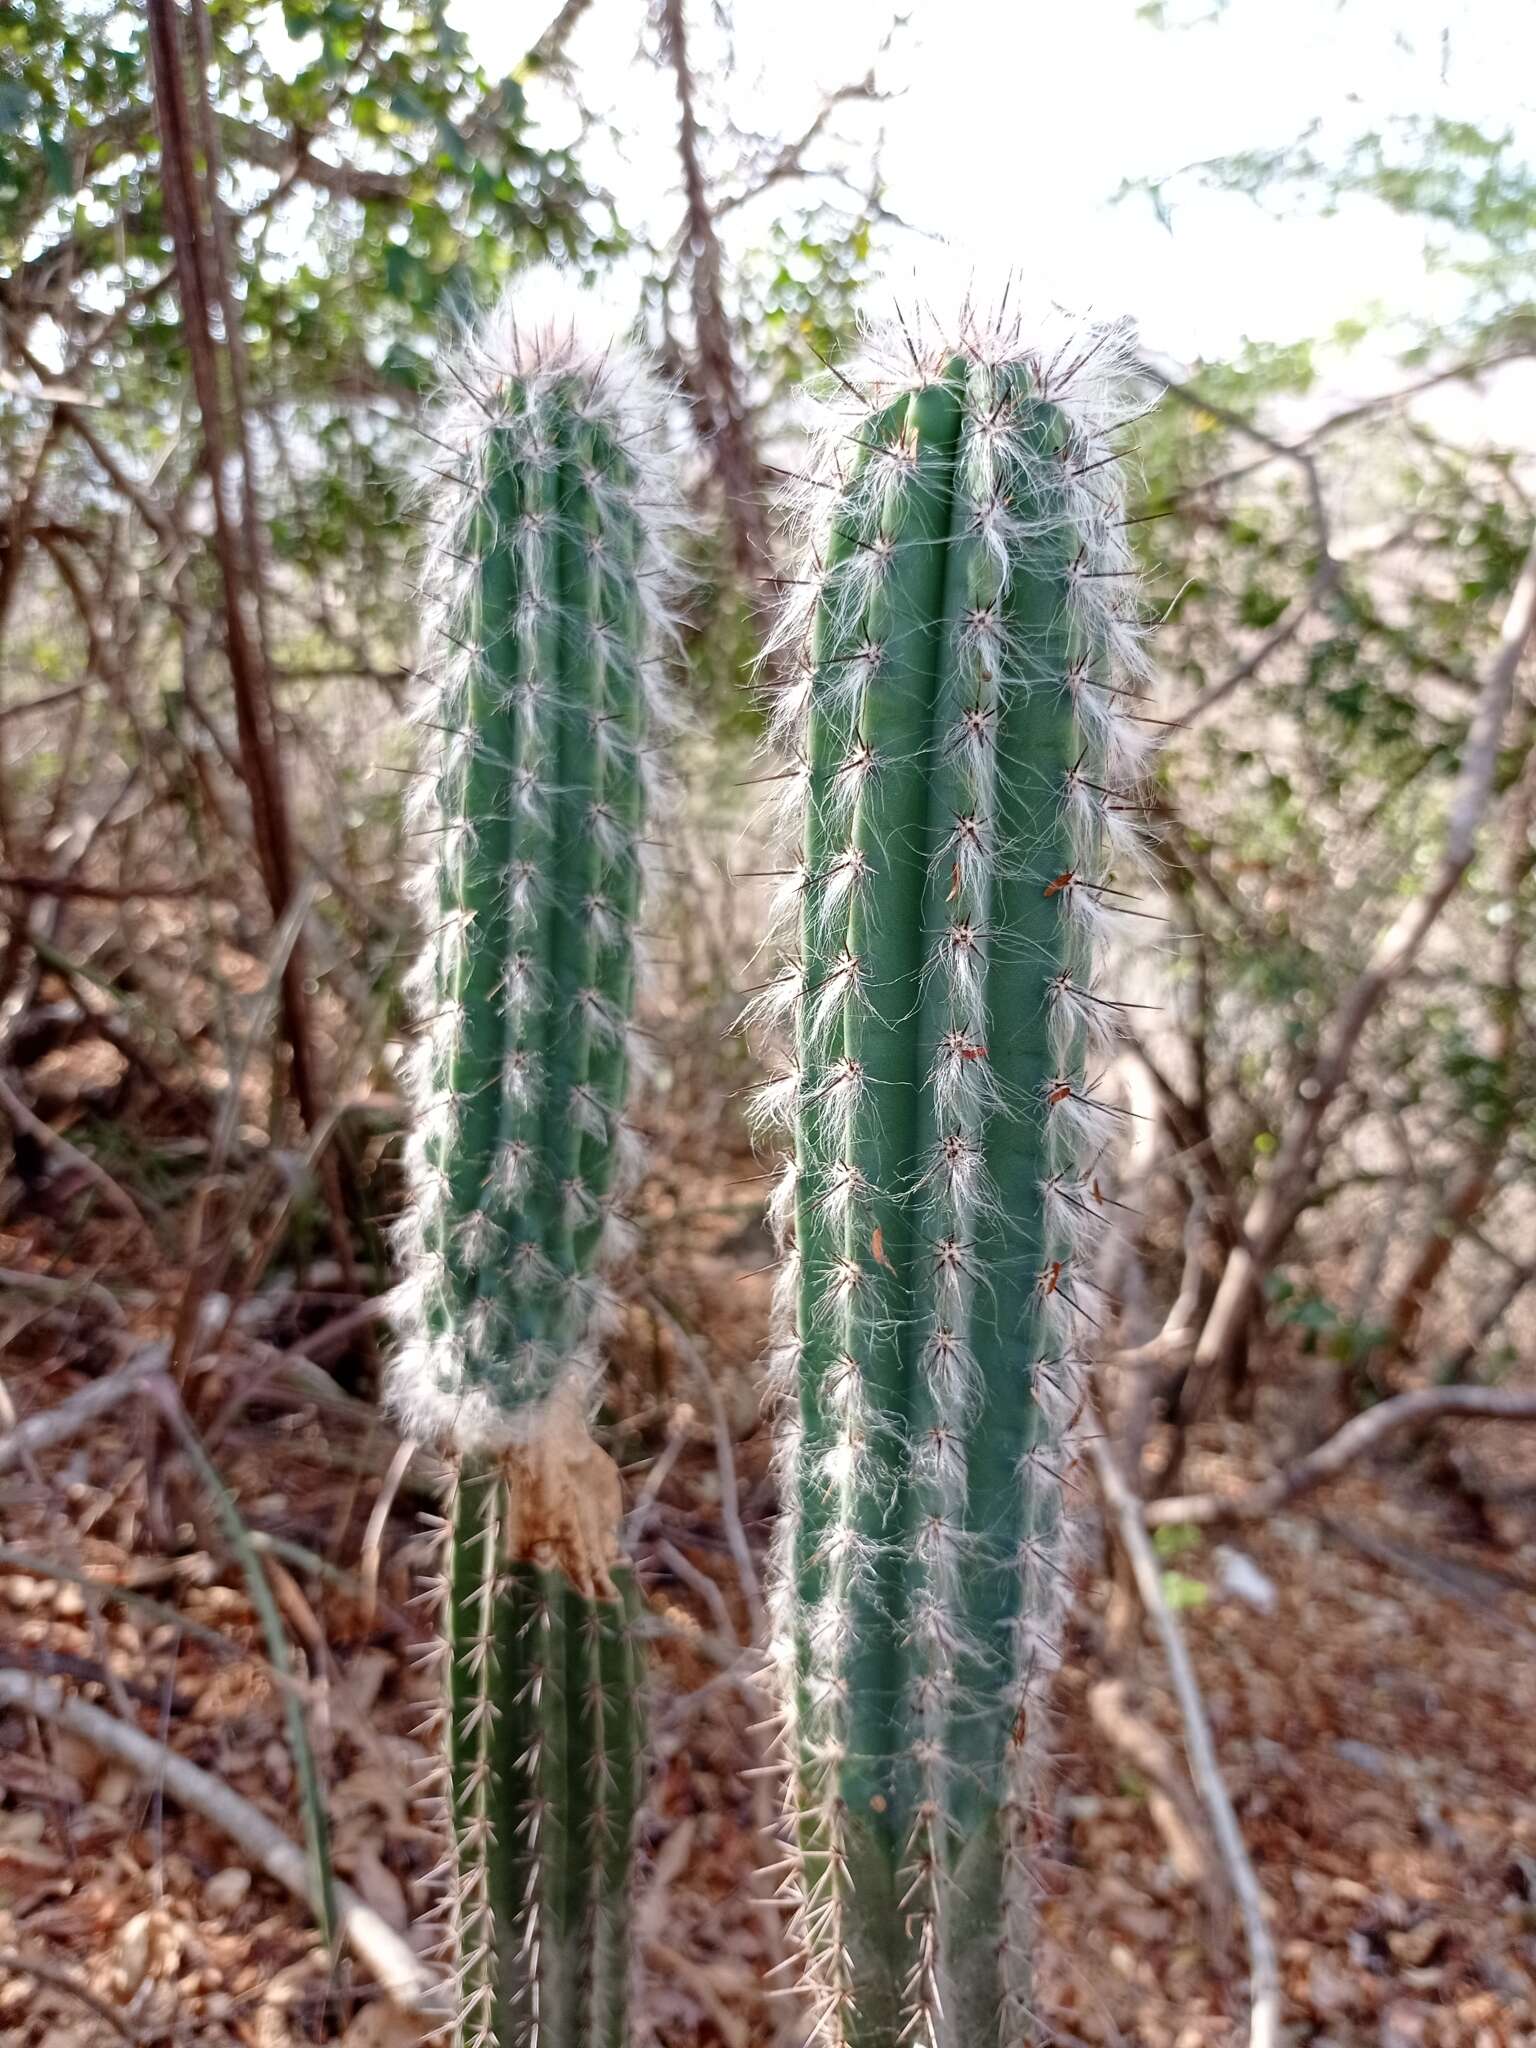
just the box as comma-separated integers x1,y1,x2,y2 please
4,0,1532,1407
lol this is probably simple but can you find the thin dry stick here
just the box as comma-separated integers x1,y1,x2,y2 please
622,1410,692,1550
0,1342,169,1475
1088,1415,1281,2048
1440,1255,1536,1379
1145,361,1341,734
1147,1383,1536,1529
358,1432,417,1623
0,1669,445,2015
143,0,324,1135
640,1294,790,2014
0,870,220,899
0,1264,125,1322
646,1291,767,1639
655,0,769,580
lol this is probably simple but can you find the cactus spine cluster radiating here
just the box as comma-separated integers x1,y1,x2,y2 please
756,302,1151,2048
389,283,678,2048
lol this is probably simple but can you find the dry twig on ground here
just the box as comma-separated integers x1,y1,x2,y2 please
1089,1413,1282,2048
0,1669,445,2016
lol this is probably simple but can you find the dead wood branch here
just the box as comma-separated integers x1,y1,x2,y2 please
1087,1677,1218,1903
0,1945,147,2042
145,0,327,1140
0,1669,445,2014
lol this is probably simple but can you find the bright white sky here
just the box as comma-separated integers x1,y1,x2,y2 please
452,0,1534,407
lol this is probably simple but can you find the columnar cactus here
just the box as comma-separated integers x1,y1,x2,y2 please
755,300,1150,2048
390,283,678,2048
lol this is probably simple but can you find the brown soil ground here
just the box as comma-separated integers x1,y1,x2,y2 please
3,1123,1534,2048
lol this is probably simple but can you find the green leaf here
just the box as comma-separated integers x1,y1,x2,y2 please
1160,1570,1210,1612
40,130,74,196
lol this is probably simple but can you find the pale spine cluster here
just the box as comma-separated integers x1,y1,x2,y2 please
751,299,1152,2048
389,286,679,2048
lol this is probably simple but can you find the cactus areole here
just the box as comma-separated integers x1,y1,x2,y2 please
389,284,678,2048
755,301,1151,2048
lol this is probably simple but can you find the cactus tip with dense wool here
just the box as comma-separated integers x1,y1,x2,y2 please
388,273,680,2048
751,288,1154,2048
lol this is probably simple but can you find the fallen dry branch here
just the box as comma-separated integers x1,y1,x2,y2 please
1146,1383,1536,1529
0,1263,125,1322
0,1669,445,2016
1089,1417,1282,2048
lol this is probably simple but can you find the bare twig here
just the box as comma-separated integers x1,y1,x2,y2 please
0,1264,125,1322
644,1291,766,1640
145,0,330,1144
0,1670,445,2014
1187,523,1536,1384
1377,730,1535,1358
653,1537,739,1644
1089,1416,1281,2048
622,1406,694,1550
0,1542,308,1684
1143,344,1536,519
523,0,594,73
1087,1678,1216,1901
1148,1383,1536,1528
0,869,222,899
1439,1255,1536,1380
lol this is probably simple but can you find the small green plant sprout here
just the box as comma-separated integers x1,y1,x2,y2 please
389,275,680,2048
750,290,1154,2048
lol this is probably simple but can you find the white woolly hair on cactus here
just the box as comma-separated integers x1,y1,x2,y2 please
749,274,1159,2048
387,267,685,1458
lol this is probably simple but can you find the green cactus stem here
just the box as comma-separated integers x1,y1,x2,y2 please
390,282,678,2048
755,299,1151,2048
444,1458,642,2048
